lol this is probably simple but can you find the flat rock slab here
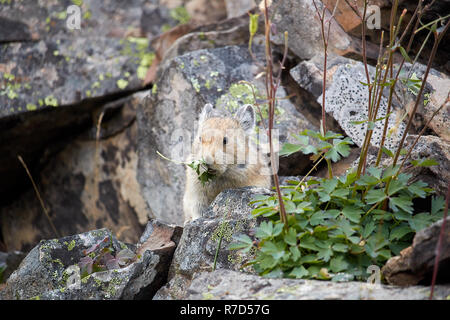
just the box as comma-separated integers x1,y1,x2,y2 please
0,0,187,41
177,269,450,300
0,36,151,118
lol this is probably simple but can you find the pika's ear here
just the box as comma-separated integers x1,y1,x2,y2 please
199,103,213,125
235,104,255,134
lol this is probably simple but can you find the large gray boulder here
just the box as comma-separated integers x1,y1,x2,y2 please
169,269,450,300
137,45,316,225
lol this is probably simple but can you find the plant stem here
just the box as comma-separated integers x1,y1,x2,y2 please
429,183,449,300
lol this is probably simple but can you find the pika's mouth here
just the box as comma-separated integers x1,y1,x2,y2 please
207,168,217,175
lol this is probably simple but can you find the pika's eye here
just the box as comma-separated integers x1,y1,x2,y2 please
223,137,228,145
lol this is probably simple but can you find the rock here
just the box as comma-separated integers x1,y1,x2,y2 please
225,0,256,19
0,36,151,119
154,187,270,299
0,0,207,41
0,92,149,252
291,55,407,151
0,251,26,283
161,12,258,62
394,63,450,143
0,224,181,300
157,269,450,300
137,45,316,225
269,0,355,60
383,216,450,286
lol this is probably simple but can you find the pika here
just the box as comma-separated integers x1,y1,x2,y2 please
183,103,272,223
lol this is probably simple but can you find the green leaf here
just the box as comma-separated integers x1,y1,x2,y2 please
362,220,376,239
381,146,394,158
279,143,303,157
431,196,445,215
357,174,379,186
408,213,433,232
330,255,348,272
255,221,274,239
366,189,387,204
411,158,439,167
382,165,400,181
228,234,253,251
321,178,339,193
289,246,301,261
260,241,285,260
317,247,333,262
332,243,348,253
284,228,297,246
389,224,413,241
389,196,413,213
342,206,362,223
387,179,406,196
367,167,382,179
290,266,308,279
407,181,428,198
398,46,412,63
331,188,349,198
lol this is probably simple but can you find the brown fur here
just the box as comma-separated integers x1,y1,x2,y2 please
183,105,271,223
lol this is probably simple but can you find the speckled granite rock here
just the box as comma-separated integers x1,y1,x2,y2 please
155,269,450,300
291,55,407,151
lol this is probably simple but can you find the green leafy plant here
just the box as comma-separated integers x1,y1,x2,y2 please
229,0,448,284
157,151,216,186
231,157,444,280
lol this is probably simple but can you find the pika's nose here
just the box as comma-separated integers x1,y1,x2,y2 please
204,155,214,166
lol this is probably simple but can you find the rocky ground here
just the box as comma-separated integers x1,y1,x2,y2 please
0,0,449,300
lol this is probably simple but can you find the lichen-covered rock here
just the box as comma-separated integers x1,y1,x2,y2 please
225,0,256,19
0,226,179,300
154,187,270,300
137,45,316,224
383,216,450,286
0,36,151,118
0,92,149,252
164,269,450,300
0,0,197,41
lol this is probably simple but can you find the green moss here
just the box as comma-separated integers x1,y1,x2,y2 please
202,292,214,300
152,84,158,95
29,295,41,300
72,0,83,5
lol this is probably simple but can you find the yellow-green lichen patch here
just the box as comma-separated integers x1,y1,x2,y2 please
67,240,76,251
190,78,201,93
44,95,58,107
170,6,191,25
26,103,37,111
116,79,128,90
152,84,158,95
